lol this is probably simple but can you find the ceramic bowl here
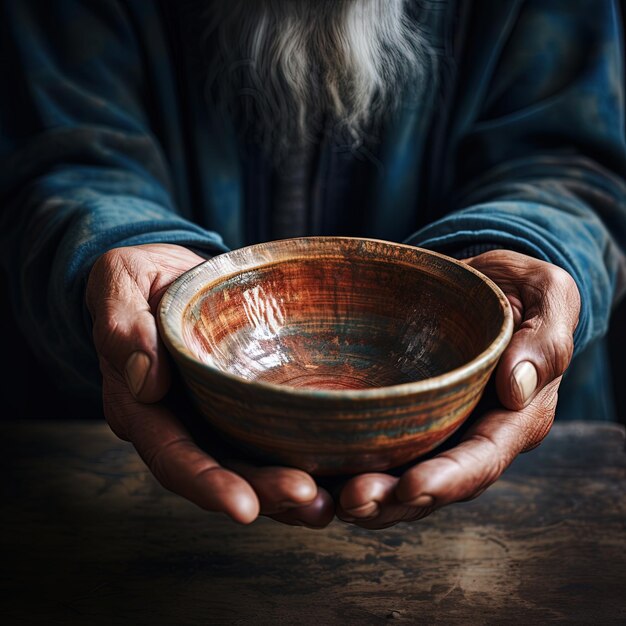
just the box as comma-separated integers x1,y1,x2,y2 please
158,237,513,475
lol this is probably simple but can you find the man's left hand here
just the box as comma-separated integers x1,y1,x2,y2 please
336,250,581,529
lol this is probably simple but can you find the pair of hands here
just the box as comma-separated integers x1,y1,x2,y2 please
86,243,580,529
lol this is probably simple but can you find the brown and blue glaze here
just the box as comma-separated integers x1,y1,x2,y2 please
158,237,513,475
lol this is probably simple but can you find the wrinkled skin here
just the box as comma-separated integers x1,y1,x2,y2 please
86,244,580,529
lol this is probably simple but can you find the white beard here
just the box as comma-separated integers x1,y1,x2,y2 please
203,0,433,160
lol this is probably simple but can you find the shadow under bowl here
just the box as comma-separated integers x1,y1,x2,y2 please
158,237,513,475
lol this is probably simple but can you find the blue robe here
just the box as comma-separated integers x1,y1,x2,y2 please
1,0,625,420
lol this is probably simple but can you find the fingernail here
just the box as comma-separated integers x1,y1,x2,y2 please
125,351,150,397
404,494,434,508
344,502,380,519
512,361,538,405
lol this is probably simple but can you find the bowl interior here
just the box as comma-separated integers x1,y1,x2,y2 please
180,248,506,391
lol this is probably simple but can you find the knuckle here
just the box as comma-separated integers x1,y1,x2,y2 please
547,332,574,377
87,248,129,310
547,266,581,316
99,247,123,267
88,251,155,360
92,311,127,361
547,264,566,282
90,248,129,285
547,265,575,292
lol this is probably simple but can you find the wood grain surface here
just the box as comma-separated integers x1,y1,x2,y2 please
1,421,625,625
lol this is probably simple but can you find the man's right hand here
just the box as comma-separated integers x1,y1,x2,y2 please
86,243,334,528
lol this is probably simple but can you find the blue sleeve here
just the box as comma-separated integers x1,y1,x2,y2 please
0,0,229,394
405,0,626,356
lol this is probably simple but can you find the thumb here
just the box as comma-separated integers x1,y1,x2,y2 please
86,248,171,403
495,266,579,411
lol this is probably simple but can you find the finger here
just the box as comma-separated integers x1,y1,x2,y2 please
495,264,578,410
268,487,335,529
395,379,560,508
336,474,434,529
338,473,398,520
87,248,171,403
337,473,399,527
229,462,335,528
132,409,259,523
225,462,318,515
103,373,259,524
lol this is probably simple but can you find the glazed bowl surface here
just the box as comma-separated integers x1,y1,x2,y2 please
158,237,513,475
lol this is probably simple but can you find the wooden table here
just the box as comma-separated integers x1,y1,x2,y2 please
1,421,625,625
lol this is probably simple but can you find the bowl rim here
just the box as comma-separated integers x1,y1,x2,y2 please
157,236,514,400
